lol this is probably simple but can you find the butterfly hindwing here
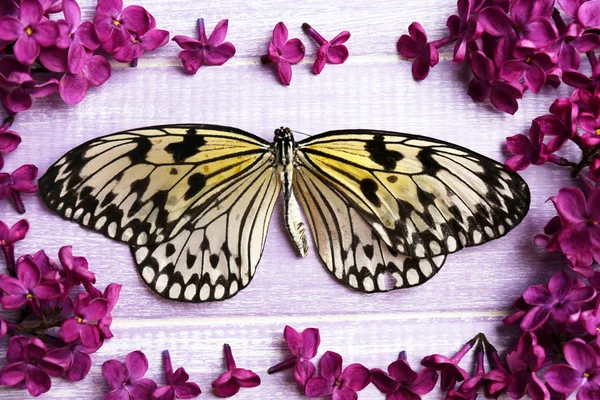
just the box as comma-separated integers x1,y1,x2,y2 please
294,166,446,292
297,130,530,261
131,162,281,302
39,124,271,247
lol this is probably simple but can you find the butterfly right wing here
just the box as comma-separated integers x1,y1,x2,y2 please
131,161,282,302
294,166,446,293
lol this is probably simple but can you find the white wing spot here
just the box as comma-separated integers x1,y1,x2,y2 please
73,208,83,219
135,248,149,263
407,269,420,285
169,283,181,299
57,202,64,211
83,213,91,226
484,226,494,237
363,276,375,292
447,236,457,252
137,232,148,245
107,222,117,238
155,274,168,293
184,284,196,300
415,244,425,258
229,281,238,295
122,228,133,241
429,241,441,255
95,216,107,230
199,284,210,301
141,266,154,282
473,230,483,244
349,275,358,288
498,225,506,235
376,274,385,289
214,284,225,300
64,208,72,218
419,259,433,277
393,273,403,287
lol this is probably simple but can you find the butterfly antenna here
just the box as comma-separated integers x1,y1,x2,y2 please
291,129,312,137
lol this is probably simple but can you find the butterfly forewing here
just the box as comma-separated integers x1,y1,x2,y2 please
297,130,530,261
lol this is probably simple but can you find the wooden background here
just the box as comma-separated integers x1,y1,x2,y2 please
0,0,579,398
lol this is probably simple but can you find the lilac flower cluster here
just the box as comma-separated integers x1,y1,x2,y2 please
0,219,121,397
0,0,168,109
398,0,600,115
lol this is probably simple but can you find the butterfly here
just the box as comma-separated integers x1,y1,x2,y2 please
39,124,530,303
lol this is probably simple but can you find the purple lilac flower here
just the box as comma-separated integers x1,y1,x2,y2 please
302,23,350,74
446,0,482,64
446,342,485,400
152,350,202,400
545,338,600,398
0,0,59,64
87,282,122,339
397,22,441,80
504,332,548,399
103,350,158,400
114,24,168,63
0,256,63,312
261,22,305,85
268,325,320,388
0,218,28,273
212,344,261,397
305,351,371,400
578,0,600,29
94,0,155,54
0,127,20,169
371,351,438,399
520,270,596,331
0,336,69,397
0,164,38,213
505,121,549,172
173,18,235,74
58,245,96,292
421,337,475,390
60,292,108,348
63,340,98,382
499,45,555,94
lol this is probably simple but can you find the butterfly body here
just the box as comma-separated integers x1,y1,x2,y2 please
39,124,529,303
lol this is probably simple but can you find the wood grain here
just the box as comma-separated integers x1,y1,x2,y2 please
0,0,578,398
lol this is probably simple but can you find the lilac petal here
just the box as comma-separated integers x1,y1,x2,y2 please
331,31,350,45
31,20,59,47
398,35,421,58
17,257,40,289
520,305,552,331
172,35,201,50
84,55,111,86
27,78,59,98
305,376,334,396
340,363,370,391
32,282,62,299
76,22,100,50
523,62,546,93
572,34,600,52
294,360,316,387
300,328,320,359
370,369,399,393
0,292,28,309
65,351,91,381
231,368,261,387
102,359,129,389
333,386,358,400
327,45,349,64
178,50,203,74
84,298,108,321
208,19,228,46
281,38,305,64
120,5,153,35
7,219,29,243
14,35,40,65
276,60,292,85
408,22,427,46
59,72,88,105
556,187,587,223
527,373,550,400
39,47,69,72
559,0,584,18
0,274,26,296
467,78,490,102
0,220,8,238
60,318,81,343
0,16,23,41
173,381,202,398
96,0,122,17
388,359,417,384
0,131,21,153
490,81,522,115
125,350,149,381
565,286,596,303
410,368,438,394
479,6,514,36
564,339,599,371
104,388,130,400
283,325,303,355
500,60,526,83
412,47,432,80
562,70,592,88
0,364,27,386
68,41,87,74
152,385,175,400
272,22,288,49
522,17,558,48
523,285,552,305
314,45,328,74
128,378,158,398
20,0,43,27
25,367,52,397
579,112,599,132
320,351,342,382
141,29,169,51
579,0,600,28
12,163,37,182
589,190,600,221
62,0,81,28
114,41,143,63
205,43,235,66
212,373,240,397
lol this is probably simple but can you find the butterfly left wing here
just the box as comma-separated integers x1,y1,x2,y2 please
296,130,530,261
294,166,446,292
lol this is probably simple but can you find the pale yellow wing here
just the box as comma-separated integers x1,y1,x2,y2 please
297,130,530,261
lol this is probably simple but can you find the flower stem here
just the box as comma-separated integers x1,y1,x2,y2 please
11,191,26,214
224,344,236,371
474,339,485,376
431,37,452,49
163,350,173,384
130,59,138,68
197,18,207,43
451,333,479,363
482,334,508,373
587,51,598,69
551,8,566,35
260,55,272,64
267,356,296,374
1,245,15,275
398,350,408,361
302,23,327,46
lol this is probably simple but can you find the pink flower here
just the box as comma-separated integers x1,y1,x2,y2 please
0,0,59,64
268,325,320,388
0,218,29,273
578,0,600,29
173,19,235,74
58,245,96,292
0,256,63,312
305,351,371,399
499,45,556,94
0,163,38,213
103,350,157,400
152,350,202,400
0,336,68,397
520,270,596,331
545,339,600,398
421,338,474,391
60,292,108,348
212,344,261,397
302,23,350,74
446,0,483,64
114,26,169,63
94,0,155,54
503,332,548,399
262,22,305,85
0,127,21,169
505,121,548,172
371,351,438,399
0,57,59,113
397,22,439,80
87,282,122,339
